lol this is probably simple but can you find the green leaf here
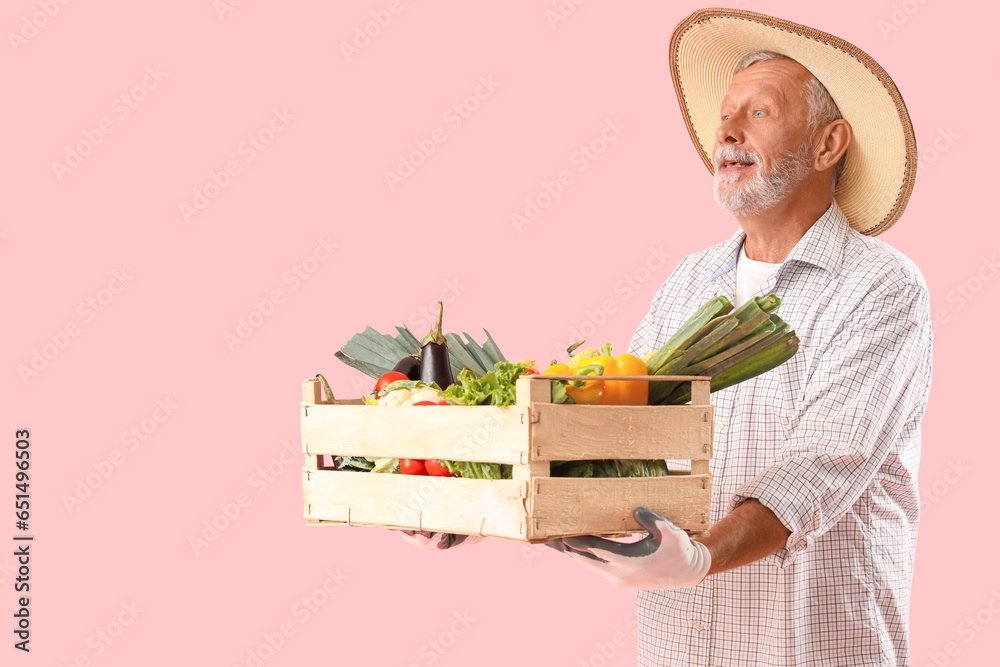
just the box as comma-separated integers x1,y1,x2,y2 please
334,351,389,379
439,460,511,479
646,296,733,372
359,326,405,358
462,333,494,373
368,326,410,359
394,326,422,351
443,334,482,374
341,338,397,368
482,329,507,363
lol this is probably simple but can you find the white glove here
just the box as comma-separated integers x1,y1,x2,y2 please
546,507,711,589
400,530,484,551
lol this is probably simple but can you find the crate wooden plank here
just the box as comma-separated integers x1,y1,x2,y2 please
690,378,710,406
513,379,551,481
528,475,712,539
303,468,530,540
530,404,713,461
301,404,530,464
303,379,323,404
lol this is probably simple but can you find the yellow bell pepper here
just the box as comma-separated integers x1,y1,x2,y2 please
542,362,570,376
571,344,649,406
542,362,605,405
607,351,648,406
543,344,649,405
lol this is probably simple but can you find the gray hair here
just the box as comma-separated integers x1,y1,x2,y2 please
734,51,846,191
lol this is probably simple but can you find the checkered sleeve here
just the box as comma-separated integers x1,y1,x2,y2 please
629,286,664,357
728,280,932,568
629,255,695,357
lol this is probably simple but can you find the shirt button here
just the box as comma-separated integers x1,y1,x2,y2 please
694,624,704,632
715,421,726,430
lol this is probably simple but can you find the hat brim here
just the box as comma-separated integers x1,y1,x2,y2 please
669,8,916,236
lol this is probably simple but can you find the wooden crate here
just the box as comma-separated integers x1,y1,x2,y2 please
301,375,713,543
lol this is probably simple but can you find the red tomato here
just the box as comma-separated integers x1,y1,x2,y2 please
374,371,409,395
424,459,455,477
411,400,448,406
400,459,427,475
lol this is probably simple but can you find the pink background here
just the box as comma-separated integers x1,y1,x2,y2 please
4,1,994,665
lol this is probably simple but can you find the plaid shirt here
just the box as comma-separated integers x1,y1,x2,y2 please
628,202,933,666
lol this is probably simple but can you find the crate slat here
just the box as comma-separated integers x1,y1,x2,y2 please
690,460,710,475
303,469,529,540
302,404,530,463
530,404,713,461
303,379,323,404
529,475,712,539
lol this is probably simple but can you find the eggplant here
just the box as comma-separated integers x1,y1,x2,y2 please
391,354,421,381
419,301,455,390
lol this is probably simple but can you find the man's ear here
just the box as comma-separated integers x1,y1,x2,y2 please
815,119,852,174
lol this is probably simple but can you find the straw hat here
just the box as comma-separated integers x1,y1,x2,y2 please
669,8,916,236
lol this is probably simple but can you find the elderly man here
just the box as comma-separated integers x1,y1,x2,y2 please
406,9,932,666
543,9,934,667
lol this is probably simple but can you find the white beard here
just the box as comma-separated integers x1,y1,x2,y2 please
713,141,813,217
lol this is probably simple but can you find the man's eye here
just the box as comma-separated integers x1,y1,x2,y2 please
722,115,730,121
753,110,765,117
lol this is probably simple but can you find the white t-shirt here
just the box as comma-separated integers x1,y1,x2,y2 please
735,240,782,307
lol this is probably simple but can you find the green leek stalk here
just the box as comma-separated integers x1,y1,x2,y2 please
644,296,733,374
660,330,799,404
645,295,798,405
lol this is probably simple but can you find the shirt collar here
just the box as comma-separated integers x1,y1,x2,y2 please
704,200,849,284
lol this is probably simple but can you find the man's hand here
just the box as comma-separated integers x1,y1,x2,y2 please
546,507,710,589
399,530,484,551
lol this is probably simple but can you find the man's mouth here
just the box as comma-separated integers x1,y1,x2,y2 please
719,160,755,171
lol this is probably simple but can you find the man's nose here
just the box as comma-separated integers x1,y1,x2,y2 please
715,116,743,145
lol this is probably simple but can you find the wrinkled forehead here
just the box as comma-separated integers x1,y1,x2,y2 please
723,59,812,107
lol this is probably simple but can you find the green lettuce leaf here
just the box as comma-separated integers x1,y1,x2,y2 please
440,460,511,479
442,361,532,407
